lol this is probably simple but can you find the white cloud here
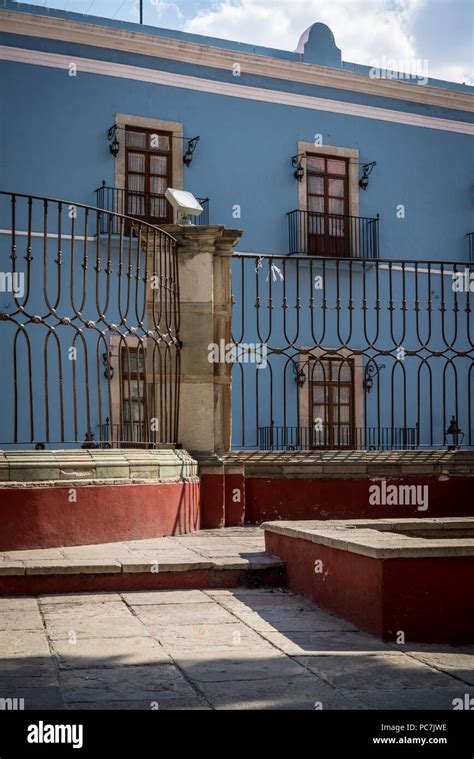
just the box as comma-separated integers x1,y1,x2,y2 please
183,0,471,84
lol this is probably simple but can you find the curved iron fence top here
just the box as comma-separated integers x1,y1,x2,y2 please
232,251,472,266
0,190,177,245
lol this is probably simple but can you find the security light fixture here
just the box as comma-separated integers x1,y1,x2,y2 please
359,161,376,190
165,188,203,225
445,416,464,450
292,154,306,182
183,136,200,166
107,125,120,158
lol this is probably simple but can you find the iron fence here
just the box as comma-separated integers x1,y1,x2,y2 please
0,191,181,448
288,209,379,258
258,425,419,451
231,253,474,450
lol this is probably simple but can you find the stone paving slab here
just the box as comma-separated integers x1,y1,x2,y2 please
261,630,395,656
57,665,196,704
296,653,457,690
24,560,122,575
134,602,236,627
154,622,270,652
40,601,133,620
38,593,123,605
0,586,472,710
197,674,360,710
403,651,474,685
0,608,44,631
171,649,306,683
67,698,209,710
121,590,213,605
0,686,66,710
352,687,474,711
51,636,172,669
0,597,39,611
45,616,148,641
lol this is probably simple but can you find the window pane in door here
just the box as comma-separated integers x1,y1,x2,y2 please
128,174,145,192
150,176,167,195
148,134,170,151
150,155,168,174
127,153,145,172
308,196,324,213
150,197,167,218
308,176,324,194
126,131,147,149
327,159,346,175
307,157,325,172
328,178,345,197
328,198,344,215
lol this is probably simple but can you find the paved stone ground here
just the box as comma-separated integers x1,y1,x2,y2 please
1,527,473,710
0,527,281,575
1,586,473,710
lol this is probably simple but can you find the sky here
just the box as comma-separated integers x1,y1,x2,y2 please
14,0,474,84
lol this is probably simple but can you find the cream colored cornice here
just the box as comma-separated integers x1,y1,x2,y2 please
2,10,473,113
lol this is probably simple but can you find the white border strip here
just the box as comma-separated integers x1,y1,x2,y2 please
0,229,95,241
1,46,473,135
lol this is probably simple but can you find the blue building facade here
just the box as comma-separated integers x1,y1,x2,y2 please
0,2,473,451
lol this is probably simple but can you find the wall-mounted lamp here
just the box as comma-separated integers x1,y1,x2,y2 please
291,154,306,182
363,360,385,393
359,161,376,190
102,351,114,380
107,125,120,158
292,360,306,388
183,136,200,166
445,416,464,450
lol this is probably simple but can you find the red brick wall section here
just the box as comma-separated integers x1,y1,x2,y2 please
0,481,200,550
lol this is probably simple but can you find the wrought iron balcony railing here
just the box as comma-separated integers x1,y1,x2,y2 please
230,252,474,450
288,209,379,258
0,190,181,449
95,184,209,233
258,425,419,452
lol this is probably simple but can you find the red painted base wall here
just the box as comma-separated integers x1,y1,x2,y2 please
245,476,473,523
0,481,200,550
265,531,474,643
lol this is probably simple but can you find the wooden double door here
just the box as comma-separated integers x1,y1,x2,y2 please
125,126,172,226
306,154,349,256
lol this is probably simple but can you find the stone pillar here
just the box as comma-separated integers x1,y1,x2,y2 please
151,224,242,454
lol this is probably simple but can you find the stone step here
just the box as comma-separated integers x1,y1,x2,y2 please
0,529,285,595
